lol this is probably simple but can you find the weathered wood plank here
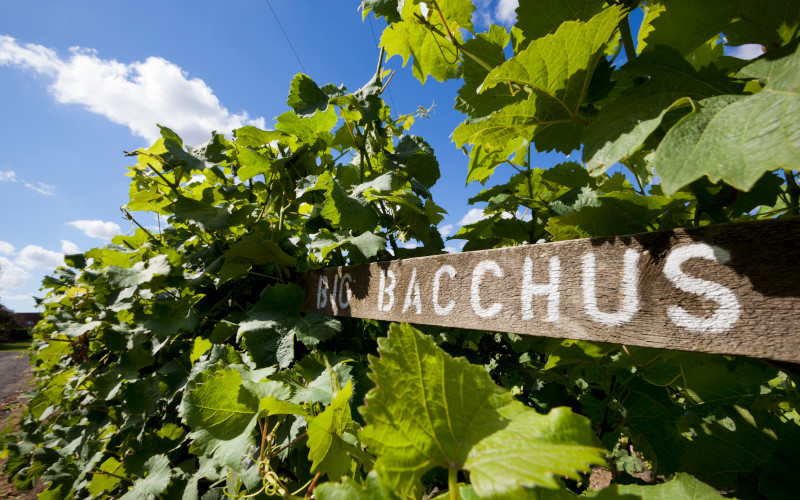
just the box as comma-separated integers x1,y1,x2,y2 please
298,218,800,361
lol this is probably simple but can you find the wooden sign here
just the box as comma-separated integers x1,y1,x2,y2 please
298,218,800,362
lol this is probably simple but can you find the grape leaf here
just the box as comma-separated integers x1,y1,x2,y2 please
654,45,800,193
315,471,401,500
455,25,517,119
583,47,742,174
515,0,605,42
287,73,344,117
465,407,605,497
642,0,800,56
181,367,259,440
380,0,474,83
322,180,380,232
605,472,726,499
453,6,624,154
120,454,172,499
171,196,232,231
307,381,356,480
359,323,527,497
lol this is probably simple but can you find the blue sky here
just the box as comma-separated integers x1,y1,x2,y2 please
0,1,763,312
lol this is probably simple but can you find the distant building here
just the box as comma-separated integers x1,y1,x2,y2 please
15,313,42,329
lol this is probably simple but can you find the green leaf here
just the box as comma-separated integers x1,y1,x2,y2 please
236,146,275,182
190,337,213,363
359,323,525,497
315,471,401,500
466,407,605,497
287,74,344,117
293,314,342,348
454,6,624,154
120,454,172,499
641,0,800,57
259,396,306,418
171,196,231,231
390,135,440,188
583,45,743,174
455,25,517,119
654,46,800,193
380,0,474,83
322,180,380,233
515,0,606,41
276,106,338,143
233,126,287,148
362,0,402,24
144,295,198,340
87,457,127,497
614,472,728,499
106,254,171,288
307,381,356,480
218,234,297,283
181,366,259,440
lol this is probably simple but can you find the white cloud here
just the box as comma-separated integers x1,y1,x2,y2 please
61,240,80,254
729,44,764,60
0,35,266,145
67,219,122,240
495,0,519,25
439,224,454,237
0,256,31,290
15,245,64,270
471,0,493,28
401,241,419,249
457,208,487,226
0,241,14,255
0,169,54,195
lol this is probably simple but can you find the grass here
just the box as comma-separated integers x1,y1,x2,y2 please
0,340,32,352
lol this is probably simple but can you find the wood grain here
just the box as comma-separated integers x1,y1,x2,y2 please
298,218,800,361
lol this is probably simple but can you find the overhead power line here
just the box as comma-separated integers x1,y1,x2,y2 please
264,0,308,74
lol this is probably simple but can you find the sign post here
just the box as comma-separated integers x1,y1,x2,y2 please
298,218,800,362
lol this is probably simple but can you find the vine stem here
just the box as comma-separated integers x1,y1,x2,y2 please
784,169,799,216
448,468,459,500
618,13,637,63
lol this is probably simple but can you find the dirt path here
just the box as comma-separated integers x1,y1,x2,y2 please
0,352,32,409
0,351,42,499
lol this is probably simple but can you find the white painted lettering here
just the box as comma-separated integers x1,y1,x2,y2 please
403,267,422,314
471,260,503,319
378,269,396,312
521,256,561,322
663,244,740,333
317,275,329,309
433,265,456,316
582,249,641,326
338,273,352,309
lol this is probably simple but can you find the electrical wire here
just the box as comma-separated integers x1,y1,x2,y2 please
264,0,308,74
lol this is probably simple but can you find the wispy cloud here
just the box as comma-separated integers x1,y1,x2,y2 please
0,35,266,145
729,44,764,60
471,0,518,28
495,0,518,25
0,256,30,290
0,169,55,195
0,241,14,256
15,245,64,269
457,208,487,226
61,240,80,254
439,224,454,238
67,219,121,240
